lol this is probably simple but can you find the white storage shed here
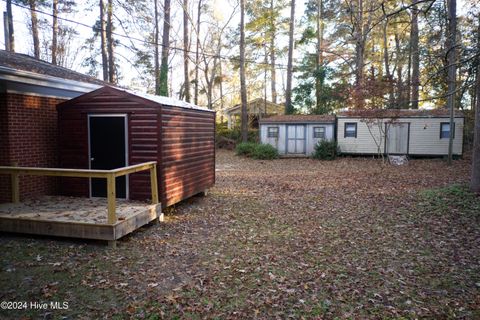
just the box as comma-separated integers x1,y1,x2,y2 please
259,115,336,156
336,109,464,156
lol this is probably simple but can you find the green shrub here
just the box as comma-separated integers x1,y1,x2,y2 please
252,143,279,160
312,140,338,160
235,142,257,156
215,127,259,143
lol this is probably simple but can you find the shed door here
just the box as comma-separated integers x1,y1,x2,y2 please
287,125,306,154
89,115,128,198
386,123,409,155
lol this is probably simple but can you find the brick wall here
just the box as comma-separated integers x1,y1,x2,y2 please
0,93,65,202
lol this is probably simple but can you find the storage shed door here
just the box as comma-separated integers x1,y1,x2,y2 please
287,125,306,154
89,115,128,198
386,123,409,155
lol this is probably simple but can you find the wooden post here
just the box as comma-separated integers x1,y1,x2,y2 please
107,173,116,224
150,164,159,204
11,162,19,203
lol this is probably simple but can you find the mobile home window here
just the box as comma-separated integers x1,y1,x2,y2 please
344,123,357,138
313,126,326,138
440,122,455,139
267,126,279,138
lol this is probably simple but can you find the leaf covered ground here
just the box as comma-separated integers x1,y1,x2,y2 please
1,150,479,319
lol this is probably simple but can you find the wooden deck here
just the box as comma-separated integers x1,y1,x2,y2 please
0,196,162,241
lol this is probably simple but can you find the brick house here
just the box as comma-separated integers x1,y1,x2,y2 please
0,50,103,203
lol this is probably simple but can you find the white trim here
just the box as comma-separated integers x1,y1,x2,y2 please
0,66,101,93
87,114,129,200
5,89,76,100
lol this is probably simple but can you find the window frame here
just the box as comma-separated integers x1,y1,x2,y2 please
267,126,279,138
440,122,455,139
344,122,357,138
313,126,326,139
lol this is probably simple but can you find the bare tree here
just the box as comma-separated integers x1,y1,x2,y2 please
28,0,40,59
183,0,191,102
410,0,420,109
100,0,108,81
315,0,324,111
194,0,203,104
285,0,295,114
154,0,160,94
446,0,457,164
470,15,480,193
6,0,15,51
159,0,171,96
269,0,277,104
51,0,58,64
240,0,248,142
106,0,116,83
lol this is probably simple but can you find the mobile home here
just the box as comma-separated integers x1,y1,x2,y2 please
337,109,464,156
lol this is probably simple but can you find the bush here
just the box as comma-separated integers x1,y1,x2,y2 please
216,126,259,143
252,143,279,160
235,142,257,156
312,140,338,160
236,142,279,160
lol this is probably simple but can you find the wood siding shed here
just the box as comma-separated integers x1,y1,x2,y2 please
57,86,215,207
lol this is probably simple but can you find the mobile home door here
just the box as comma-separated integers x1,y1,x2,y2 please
386,122,409,155
287,125,306,154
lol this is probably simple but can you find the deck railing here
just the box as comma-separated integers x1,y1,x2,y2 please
0,162,159,225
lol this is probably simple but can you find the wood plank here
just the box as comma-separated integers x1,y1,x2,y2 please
107,173,117,224
150,165,159,204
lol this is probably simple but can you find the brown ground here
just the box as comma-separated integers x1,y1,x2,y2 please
1,150,479,319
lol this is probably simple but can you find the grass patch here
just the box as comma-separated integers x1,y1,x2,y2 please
420,184,480,215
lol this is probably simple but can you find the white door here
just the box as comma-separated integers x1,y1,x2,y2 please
287,125,306,154
386,123,409,154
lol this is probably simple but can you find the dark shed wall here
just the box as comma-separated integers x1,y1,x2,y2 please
58,87,215,206
58,90,160,200
160,106,215,206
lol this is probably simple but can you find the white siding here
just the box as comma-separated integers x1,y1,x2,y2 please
337,119,385,154
260,123,334,156
260,124,287,154
306,124,335,155
337,117,464,155
408,117,463,155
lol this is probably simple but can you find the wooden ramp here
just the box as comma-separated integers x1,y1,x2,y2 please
0,196,161,241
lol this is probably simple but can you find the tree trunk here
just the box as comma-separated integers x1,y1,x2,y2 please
183,0,191,102
269,0,277,104
394,32,404,108
285,0,295,114
52,0,58,65
160,0,171,96
470,15,480,192
154,0,160,94
29,0,40,59
410,0,420,109
6,0,14,51
194,0,202,104
315,0,324,112
446,0,457,165
383,18,394,108
100,0,108,81
354,0,365,109
106,0,115,83
240,0,248,142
